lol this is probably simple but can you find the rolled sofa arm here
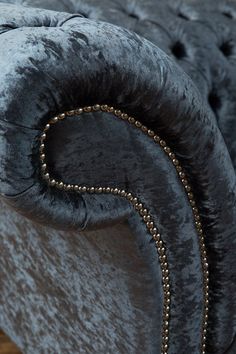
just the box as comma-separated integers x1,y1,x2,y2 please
0,3,236,354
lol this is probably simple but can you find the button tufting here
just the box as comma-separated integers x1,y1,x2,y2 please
128,13,139,20
222,11,234,19
171,41,186,59
219,41,233,57
177,12,190,21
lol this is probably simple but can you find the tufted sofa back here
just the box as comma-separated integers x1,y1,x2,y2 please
1,0,236,167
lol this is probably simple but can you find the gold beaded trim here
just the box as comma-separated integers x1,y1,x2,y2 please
39,104,209,354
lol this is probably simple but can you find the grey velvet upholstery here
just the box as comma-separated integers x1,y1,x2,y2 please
0,1,236,354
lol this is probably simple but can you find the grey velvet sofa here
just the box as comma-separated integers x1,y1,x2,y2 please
0,0,236,353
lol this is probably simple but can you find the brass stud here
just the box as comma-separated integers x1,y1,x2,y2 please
120,190,126,197
181,179,188,186
153,233,161,241
185,185,191,192
160,140,166,147
101,105,108,111
154,135,160,142
41,133,46,141
126,193,133,200
44,124,50,131
141,125,148,132
114,110,121,116
83,106,92,112
195,221,202,228
135,120,142,128
148,129,155,137
58,113,66,120
50,179,56,186
172,159,179,166
164,146,171,153
43,173,50,180
146,221,154,229
176,165,182,172
142,208,148,216
93,104,100,111
143,215,151,222
75,108,83,115
150,227,158,235
128,116,135,123
188,192,194,199
121,113,128,120
132,197,138,204
51,117,58,123
66,110,75,116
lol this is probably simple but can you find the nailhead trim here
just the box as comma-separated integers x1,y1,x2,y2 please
39,104,209,354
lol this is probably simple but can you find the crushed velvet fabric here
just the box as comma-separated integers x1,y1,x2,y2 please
0,199,164,354
0,1,236,353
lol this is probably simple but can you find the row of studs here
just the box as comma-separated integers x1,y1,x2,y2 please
39,104,209,354
39,106,170,353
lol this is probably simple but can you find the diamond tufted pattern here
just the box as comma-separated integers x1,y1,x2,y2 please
1,0,236,167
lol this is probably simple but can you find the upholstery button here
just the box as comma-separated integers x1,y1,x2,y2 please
128,13,139,20
177,12,190,21
219,41,233,57
171,41,186,59
222,11,234,19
